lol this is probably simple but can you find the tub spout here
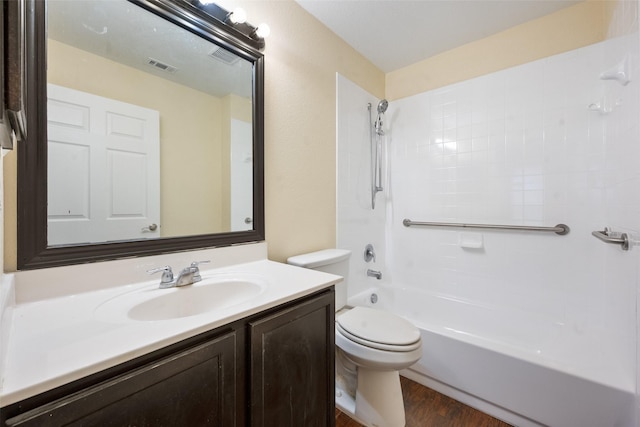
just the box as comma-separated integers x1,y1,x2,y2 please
367,269,382,280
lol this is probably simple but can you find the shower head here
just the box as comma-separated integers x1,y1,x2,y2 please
377,99,389,114
374,99,388,135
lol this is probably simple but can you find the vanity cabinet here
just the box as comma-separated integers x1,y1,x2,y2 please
1,288,334,427
249,290,335,426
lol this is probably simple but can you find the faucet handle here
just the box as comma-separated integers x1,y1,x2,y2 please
190,260,210,268
190,260,210,282
147,266,174,287
364,244,376,263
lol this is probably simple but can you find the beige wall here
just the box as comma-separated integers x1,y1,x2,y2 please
386,1,608,100
231,0,385,262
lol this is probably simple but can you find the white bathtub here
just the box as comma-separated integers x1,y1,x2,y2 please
349,287,635,427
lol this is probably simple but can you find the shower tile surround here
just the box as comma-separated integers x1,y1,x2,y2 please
338,32,640,424
393,35,639,373
336,74,388,302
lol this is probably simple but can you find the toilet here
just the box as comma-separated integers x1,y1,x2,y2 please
287,249,422,427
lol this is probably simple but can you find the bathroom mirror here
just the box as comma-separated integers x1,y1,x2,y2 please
16,0,265,269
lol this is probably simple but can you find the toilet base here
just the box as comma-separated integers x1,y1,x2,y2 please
356,368,405,427
336,383,370,426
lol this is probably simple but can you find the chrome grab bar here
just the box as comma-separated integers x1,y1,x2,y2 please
402,219,570,235
591,228,629,250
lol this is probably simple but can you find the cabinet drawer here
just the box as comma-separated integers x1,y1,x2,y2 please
5,331,238,427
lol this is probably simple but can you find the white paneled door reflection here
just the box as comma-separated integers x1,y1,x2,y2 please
47,84,160,245
230,119,253,231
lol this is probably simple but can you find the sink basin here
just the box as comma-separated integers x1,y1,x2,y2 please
95,273,267,322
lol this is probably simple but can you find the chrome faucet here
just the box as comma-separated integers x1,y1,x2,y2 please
367,269,382,280
148,261,210,289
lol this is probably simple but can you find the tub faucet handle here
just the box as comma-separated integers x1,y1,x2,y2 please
364,244,376,263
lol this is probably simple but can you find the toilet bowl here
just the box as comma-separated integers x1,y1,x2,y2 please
287,249,422,427
336,306,422,369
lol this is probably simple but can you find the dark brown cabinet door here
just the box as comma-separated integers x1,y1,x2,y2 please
5,331,239,427
249,290,335,427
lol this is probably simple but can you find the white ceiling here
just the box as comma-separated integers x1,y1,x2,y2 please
48,0,584,90
47,0,253,98
295,0,581,73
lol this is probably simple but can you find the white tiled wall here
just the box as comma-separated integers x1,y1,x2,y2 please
388,35,639,373
338,32,640,394
607,1,640,423
336,74,387,300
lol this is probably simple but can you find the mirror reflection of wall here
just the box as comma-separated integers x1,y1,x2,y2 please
46,0,253,245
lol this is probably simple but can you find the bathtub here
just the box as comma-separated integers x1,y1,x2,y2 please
349,287,635,427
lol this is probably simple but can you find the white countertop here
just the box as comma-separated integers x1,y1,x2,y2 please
0,244,340,407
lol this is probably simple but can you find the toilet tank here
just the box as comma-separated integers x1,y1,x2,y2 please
287,249,351,310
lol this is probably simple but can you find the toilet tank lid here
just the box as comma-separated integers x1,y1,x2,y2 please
287,249,351,268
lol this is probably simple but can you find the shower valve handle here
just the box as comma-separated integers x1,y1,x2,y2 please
364,244,376,263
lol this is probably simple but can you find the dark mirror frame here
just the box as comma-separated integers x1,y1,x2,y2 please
16,0,265,270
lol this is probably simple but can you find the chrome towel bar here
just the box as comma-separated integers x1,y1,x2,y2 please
591,228,629,250
402,219,570,235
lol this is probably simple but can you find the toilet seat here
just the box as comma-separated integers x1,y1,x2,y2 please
335,327,422,371
336,307,421,352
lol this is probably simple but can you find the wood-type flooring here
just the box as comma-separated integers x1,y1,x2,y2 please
335,376,513,427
